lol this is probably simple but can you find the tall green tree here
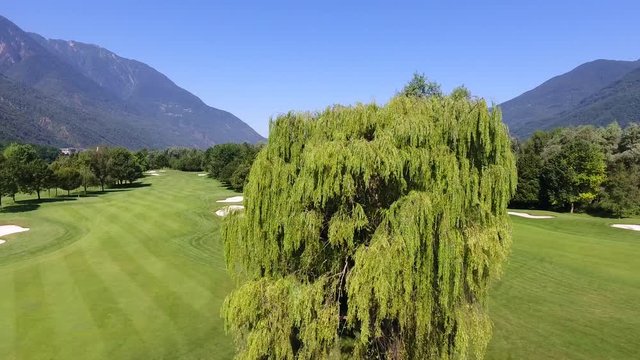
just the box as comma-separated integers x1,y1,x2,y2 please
541,139,606,213
450,85,471,100
203,143,261,191
222,95,516,359
399,72,442,98
108,148,142,185
51,155,88,196
55,166,83,196
134,149,151,172
89,147,111,191
597,162,640,218
75,152,98,195
204,144,245,178
3,143,52,200
0,153,18,207
511,132,549,208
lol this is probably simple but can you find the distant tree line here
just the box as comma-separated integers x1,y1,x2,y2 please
0,142,263,206
0,144,143,206
134,143,262,191
511,122,640,217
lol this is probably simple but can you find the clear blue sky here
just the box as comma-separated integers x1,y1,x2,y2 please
3,0,640,136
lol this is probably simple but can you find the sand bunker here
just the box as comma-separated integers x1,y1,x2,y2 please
0,225,30,245
159,170,167,173
611,224,640,231
215,205,244,217
217,196,244,203
508,211,554,219
145,170,160,176
198,173,208,177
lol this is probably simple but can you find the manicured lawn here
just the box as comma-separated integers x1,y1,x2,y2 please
2,173,639,359
487,210,640,359
0,170,236,359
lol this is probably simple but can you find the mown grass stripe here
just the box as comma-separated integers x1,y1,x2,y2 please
0,274,16,359
0,171,260,359
62,247,152,359
40,253,105,359
96,233,213,343
13,264,58,359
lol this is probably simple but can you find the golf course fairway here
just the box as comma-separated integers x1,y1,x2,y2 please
488,210,640,359
0,171,236,359
1,172,639,359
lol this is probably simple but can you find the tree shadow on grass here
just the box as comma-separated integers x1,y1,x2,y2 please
0,203,40,213
0,182,152,214
0,197,77,213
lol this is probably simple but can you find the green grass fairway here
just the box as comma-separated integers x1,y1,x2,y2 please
0,170,236,359
488,210,640,359
2,173,639,359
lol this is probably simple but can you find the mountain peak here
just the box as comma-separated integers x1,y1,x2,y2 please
501,59,640,137
0,15,263,148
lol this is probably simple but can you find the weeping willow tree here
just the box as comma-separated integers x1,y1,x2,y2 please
222,95,516,359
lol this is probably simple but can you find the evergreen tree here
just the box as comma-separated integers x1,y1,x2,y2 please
222,95,516,359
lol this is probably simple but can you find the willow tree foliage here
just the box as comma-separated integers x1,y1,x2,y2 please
222,95,516,359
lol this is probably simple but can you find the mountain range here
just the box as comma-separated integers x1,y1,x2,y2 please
0,15,263,149
2,14,638,146
501,59,640,138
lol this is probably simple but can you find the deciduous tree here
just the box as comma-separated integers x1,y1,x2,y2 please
222,95,516,359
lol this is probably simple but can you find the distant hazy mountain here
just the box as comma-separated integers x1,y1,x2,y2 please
0,15,263,148
501,59,640,138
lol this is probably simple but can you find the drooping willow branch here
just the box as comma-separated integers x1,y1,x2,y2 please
222,95,516,359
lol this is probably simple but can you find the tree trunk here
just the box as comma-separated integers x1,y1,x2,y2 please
37,189,41,200
67,189,71,196
570,202,574,214
84,184,87,195
101,181,105,192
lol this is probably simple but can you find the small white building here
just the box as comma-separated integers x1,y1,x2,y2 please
60,147,79,155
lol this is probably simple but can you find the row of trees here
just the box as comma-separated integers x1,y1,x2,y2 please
512,122,640,217
0,144,144,205
135,148,206,172
0,142,263,206
133,143,262,191
203,143,261,191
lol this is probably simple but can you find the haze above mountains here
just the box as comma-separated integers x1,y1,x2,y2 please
0,15,263,149
0,14,638,147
